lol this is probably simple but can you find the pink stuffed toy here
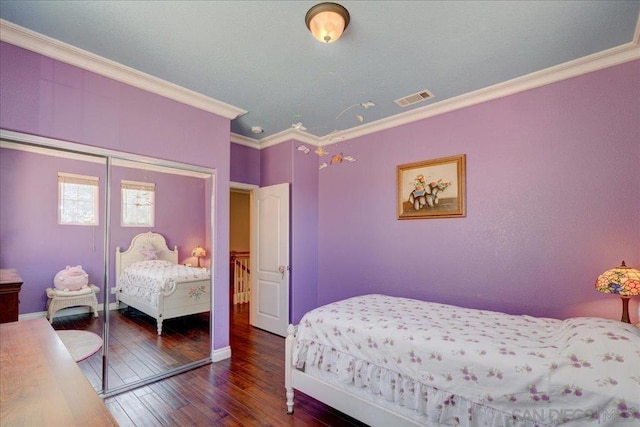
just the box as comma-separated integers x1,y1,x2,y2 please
54,265,89,291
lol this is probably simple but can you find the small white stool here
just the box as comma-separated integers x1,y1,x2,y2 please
46,285,100,323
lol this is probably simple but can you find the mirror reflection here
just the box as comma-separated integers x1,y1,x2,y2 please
0,141,212,394
0,141,107,391
107,159,211,390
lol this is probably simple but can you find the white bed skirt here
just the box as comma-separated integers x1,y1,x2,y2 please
287,331,545,427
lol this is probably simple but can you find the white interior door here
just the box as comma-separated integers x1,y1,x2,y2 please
250,183,290,336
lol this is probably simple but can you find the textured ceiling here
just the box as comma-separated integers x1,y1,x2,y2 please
1,1,639,143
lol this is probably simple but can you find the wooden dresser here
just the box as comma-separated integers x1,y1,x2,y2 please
0,269,23,323
0,318,118,426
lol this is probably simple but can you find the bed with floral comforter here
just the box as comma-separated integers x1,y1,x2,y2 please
115,232,211,335
116,260,210,307
291,294,640,426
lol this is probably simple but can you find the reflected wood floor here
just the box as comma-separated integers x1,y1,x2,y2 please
55,304,366,426
53,305,210,390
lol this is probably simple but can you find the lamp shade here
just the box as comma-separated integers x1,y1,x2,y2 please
191,246,206,258
595,261,640,296
305,2,350,43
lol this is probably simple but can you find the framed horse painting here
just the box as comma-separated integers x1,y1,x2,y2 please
397,154,466,219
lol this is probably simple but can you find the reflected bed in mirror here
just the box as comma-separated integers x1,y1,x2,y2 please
115,232,211,335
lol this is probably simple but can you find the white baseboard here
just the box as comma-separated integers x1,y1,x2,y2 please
18,302,119,321
18,311,48,321
211,346,231,362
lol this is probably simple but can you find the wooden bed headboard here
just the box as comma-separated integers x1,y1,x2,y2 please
115,232,179,278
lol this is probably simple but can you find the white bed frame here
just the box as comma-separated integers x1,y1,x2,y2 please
285,325,422,427
115,231,211,335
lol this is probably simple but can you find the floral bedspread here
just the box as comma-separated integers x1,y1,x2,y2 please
293,294,640,426
117,260,210,307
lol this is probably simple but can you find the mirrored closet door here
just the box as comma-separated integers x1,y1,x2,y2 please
0,140,108,391
105,158,212,393
0,137,213,395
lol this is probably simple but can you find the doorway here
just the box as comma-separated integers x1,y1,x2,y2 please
230,185,254,323
229,182,291,337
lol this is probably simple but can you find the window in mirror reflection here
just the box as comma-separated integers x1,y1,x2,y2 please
121,180,155,227
58,172,99,225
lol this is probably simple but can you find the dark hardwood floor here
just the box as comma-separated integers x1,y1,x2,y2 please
53,304,366,426
53,305,210,390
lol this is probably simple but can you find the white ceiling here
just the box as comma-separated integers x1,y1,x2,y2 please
1,1,639,146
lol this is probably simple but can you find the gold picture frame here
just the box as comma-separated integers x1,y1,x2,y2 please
397,154,466,219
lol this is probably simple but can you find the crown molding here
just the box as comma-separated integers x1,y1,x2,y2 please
4,17,637,151
235,40,639,150
326,41,640,144
0,19,246,120
259,128,320,149
231,128,321,150
230,133,261,149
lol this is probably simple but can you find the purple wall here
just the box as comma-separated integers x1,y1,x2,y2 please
110,166,207,265
318,60,640,323
291,142,319,323
260,141,293,186
0,148,106,313
230,143,260,185
3,37,636,349
0,41,232,349
261,140,320,323
0,149,207,314
109,165,208,286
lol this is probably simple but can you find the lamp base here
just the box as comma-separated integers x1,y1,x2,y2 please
620,296,631,324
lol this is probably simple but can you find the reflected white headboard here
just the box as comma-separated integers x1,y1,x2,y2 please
115,232,178,278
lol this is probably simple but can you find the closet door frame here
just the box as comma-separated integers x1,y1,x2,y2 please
1,129,215,397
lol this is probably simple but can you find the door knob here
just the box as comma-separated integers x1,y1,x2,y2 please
278,265,290,278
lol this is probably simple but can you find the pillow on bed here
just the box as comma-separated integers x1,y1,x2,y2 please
140,244,162,260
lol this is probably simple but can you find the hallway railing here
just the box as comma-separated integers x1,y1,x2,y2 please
230,251,250,305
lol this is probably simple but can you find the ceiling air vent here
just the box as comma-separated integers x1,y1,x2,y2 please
394,89,434,107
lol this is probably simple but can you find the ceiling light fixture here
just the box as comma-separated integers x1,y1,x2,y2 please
305,2,350,43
